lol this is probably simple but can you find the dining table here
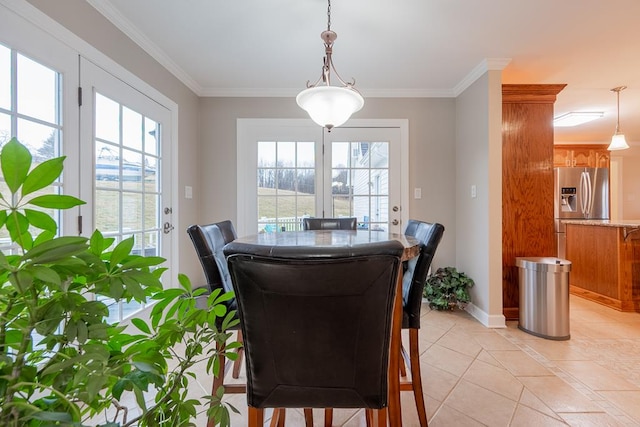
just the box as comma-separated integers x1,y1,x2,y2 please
228,229,420,425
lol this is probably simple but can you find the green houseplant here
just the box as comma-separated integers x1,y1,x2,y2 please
0,138,239,426
423,266,474,310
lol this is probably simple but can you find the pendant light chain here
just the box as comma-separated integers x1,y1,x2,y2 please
612,85,627,133
327,0,331,31
616,88,621,133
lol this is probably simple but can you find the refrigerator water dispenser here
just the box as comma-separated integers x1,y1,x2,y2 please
560,187,577,212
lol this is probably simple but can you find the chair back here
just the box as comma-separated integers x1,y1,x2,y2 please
186,220,237,302
224,241,404,410
301,217,357,231
402,220,445,329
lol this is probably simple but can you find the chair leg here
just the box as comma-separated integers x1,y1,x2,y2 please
232,330,244,379
303,408,313,427
366,408,387,427
365,409,373,427
324,408,333,426
270,408,285,427
409,328,428,426
248,407,264,427
375,408,388,427
399,343,408,378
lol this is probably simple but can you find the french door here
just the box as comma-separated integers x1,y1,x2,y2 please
80,58,173,322
238,119,407,236
324,127,402,233
0,3,80,250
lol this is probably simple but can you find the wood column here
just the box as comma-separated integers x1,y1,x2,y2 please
502,84,566,320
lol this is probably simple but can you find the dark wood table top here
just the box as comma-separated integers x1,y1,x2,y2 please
232,230,420,261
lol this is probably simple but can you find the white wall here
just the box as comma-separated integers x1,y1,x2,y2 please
609,149,640,219
198,96,458,269
455,71,505,327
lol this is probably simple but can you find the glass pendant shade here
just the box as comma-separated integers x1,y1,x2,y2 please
608,132,629,150
296,86,364,130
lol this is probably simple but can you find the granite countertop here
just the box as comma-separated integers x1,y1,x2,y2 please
562,219,640,227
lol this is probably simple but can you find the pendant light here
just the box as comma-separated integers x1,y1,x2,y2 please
608,86,630,151
296,0,364,131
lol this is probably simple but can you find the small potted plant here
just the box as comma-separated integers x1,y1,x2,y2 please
423,266,474,310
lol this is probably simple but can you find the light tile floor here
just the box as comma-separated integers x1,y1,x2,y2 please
195,295,640,426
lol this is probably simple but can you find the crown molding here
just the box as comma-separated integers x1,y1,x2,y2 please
453,58,512,96
199,87,456,98
86,0,203,96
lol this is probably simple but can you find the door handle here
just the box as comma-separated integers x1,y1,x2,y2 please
163,222,174,234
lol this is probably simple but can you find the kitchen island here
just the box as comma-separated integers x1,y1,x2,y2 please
565,220,640,312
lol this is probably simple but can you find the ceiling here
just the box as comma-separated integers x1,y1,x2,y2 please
87,0,640,145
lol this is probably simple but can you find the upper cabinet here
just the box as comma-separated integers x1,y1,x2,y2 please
554,144,610,168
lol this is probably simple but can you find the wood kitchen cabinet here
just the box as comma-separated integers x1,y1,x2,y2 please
566,221,640,312
553,144,610,168
502,84,566,320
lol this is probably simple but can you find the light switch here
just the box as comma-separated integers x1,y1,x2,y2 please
471,185,477,198
185,185,193,199
414,188,422,199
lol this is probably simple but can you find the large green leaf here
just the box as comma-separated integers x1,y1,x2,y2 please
22,236,88,264
5,210,29,242
110,237,135,266
30,265,62,286
131,318,151,334
120,256,166,270
31,411,74,422
27,194,85,209
1,138,32,193
21,156,66,196
24,208,58,233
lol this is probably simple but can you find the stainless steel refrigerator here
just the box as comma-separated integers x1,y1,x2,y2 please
554,167,610,258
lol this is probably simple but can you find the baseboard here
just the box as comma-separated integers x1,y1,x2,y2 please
465,302,506,328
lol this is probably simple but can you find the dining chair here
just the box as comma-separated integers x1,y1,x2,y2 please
301,217,358,231
186,222,246,411
400,219,445,426
224,240,405,427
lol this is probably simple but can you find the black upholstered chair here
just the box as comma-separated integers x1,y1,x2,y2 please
186,221,246,403
301,217,358,231
400,219,445,426
224,240,405,427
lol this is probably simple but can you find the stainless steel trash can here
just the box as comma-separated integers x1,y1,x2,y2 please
516,257,571,340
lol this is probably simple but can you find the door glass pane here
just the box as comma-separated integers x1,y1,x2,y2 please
0,44,9,110
17,54,56,123
94,91,162,321
95,93,119,143
257,140,316,233
332,141,390,231
0,112,10,144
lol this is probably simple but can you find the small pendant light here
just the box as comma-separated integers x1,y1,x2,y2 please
608,86,630,151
